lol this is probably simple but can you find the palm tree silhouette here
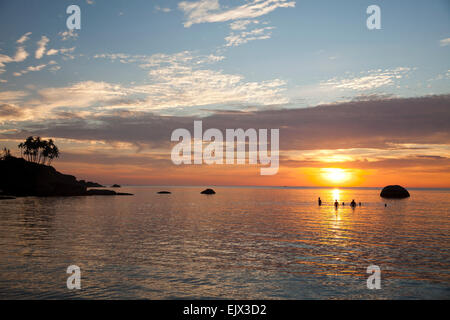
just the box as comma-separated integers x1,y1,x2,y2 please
17,136,60,165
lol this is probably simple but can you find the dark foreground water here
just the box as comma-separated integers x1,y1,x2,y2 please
0,186,449,299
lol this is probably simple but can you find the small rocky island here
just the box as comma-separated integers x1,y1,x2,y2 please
0,156,132,197
201,188,216,194
380,185,410,199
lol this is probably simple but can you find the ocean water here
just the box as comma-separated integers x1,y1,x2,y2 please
0,186,449,299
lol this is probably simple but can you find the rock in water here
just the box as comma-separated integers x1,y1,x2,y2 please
201,188,216,194
86,189,117,196
380,185,410,199
86,189,133,196
111,184,121,188
157,191,171,194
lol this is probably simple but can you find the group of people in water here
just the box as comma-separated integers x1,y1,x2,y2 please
317,197,361,208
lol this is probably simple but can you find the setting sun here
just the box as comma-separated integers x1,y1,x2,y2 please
321,168,351,184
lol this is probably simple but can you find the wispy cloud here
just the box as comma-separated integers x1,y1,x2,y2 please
58,30,78,41
0,91,29,104
229,19,259,30
225,26,274,47
93,50,287,111
16,32,32,44
178,0,295,28
439,37,450,47
155,5,171,13
35,36,49,59
321,67,411,91
13,61,59,77
0,46,29,74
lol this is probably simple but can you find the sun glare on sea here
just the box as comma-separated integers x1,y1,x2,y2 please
321,168,351,185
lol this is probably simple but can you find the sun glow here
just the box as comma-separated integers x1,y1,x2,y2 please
321,168,351,184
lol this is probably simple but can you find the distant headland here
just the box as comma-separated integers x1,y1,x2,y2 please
0,137,132,198
0,156,132,197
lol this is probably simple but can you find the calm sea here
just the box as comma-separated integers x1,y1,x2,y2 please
0,186,449,299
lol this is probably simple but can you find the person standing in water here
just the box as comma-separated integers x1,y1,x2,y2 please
334,200,339,208
318,197,322,206
350,199,356,207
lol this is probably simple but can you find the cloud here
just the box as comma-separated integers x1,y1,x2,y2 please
46,49,58,56
13,46,29,62
13,63,48,77
225,26,274,47
16,32,32,44
34,81,129,110
229,19,259,30
35,36,49,59
178,0,295,28
321,67,411,91
0,91,29,104
0,104,23,119
155,5,171,13
3,95,449,153
93,50,287,111
0,46,29,73
58,30,78,41
439,37,450,47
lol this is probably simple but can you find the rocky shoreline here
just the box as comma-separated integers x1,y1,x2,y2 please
0,156,133,198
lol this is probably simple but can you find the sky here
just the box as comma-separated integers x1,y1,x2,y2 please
0,0,449,187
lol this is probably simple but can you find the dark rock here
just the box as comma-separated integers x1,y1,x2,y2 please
157,191,171,194
0,195,16,200
0,156,86,196
85,190,133,196
380,185,410,199
111,184,121,188
201,188,216,194
86,189,117,196
79,180,105,188
86,189,133,196
0,156,134,197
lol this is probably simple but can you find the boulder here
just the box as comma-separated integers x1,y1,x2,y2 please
201,188,216,194
380,185,410,199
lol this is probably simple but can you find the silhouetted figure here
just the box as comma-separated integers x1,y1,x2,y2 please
318,197,322,206
350,199,356,207
334,200,339,208
342,202,345,206
385,203,387,207
359,202,361,206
